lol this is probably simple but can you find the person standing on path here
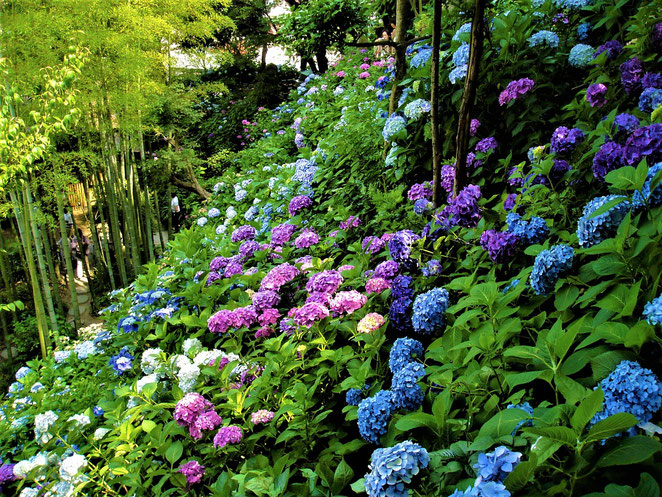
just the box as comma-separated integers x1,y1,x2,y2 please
171,194,182,232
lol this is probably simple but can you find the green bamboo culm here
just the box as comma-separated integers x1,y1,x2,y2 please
56,187,81,332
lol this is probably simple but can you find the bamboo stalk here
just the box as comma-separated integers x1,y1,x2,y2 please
56,187,81,331
93,169,117,289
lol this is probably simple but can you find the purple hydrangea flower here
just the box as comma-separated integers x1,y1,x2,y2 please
374,260,401,281
271,223,297,246
594,40,623,60
448,184,482,227
407,183,433,201
213,426,243,448
388,231,420,266
293,229,319,249
620,57,644,95
653,22,662,51
586,83,607,107
498,78,535,106
550,126,585,155
306,270,343,294
329,290,367,316
260,263,300,291
362,236,385,254
470,118,481,136
178,461,205,486
480,230,519,263
252,290,280,311
623,123,662,166
340,215,361,230
503,193,517,211
210,256,229,272
593,141,624,180
614,113,640,136
174,393,222,439
288,195,313,217
231,225,256,242
293,302,330,327
109,347,134,375
440,164,455,192
642,72,662,90
476,137,498,153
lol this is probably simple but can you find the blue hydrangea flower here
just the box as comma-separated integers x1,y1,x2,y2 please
506,213,549,245
453,43,470,67
93,406,104,416
569,44,594,68
197,217,208,227
554,0,592,8
109,347,134,376
412,288,450,334
449,65,468,84
357,390,395,444
450,482,511,497
208,208,220,218
404,99,432,121
15,367,32,380
388,230,420,267
364,441,430,497
414,198,433,215
118,315,141,334
410,48,433,68
383,114,407,142
530,244,574,296
398,87,413,107
422,260,443,277
577,195,631,247
453,22,472,41
506,402,534,435
633,163,662,209
389,337,424,373
591,361,662,431
346,388,363,406
391,362,426,411
643,292,662,326
473,446,522,484
639,87,662,113
502,279,520,294
577,22,591,41
528,30,560,48
385,144,399,168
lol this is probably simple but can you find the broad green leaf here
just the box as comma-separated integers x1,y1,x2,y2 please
570,388,604,433
478,408,532,439
525,426,577,446
395,412,439,433
504,454,537,491
585,413,638,443
141,420,157,433
165,441,183,465
596,436,662,467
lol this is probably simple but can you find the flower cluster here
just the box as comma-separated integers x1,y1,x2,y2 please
330,290,367,315
530,244,574,296
383,114,407,142
550,126,585,155
480,230,519,263
178,460,205,486
569,44,594,68
506,213,549,245
499,78,535,106
591,361,661,431
357,390,395,444
412,288,450,334
633,163,662,208
251,409,274,424
213,426,243,448
408,183,432,201
364,441,430,497
288,195,312,217
643,292,662,326
174,393,222,439
109,347,134,375
577,195,630,247
231,225,256,242
528,30,560,48
391,362,425,411
403,99,431,121
586,83,607,107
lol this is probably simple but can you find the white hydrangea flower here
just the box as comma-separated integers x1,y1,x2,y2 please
74,340,98,360
19,488,39,497
94,427,111,440
136,374,159,393
193,349,225,367
59,454,87,482
67,414,91,427
182,338,202,358
140,348,163,374
34,411,58,444
177,363,200,393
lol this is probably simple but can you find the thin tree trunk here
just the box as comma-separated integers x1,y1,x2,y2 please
454,0,486,196
431,0,443,207
121,133,141,271
167,183,173,239
93,169,117,289
137,164,155,260
0,307,12,364
11,217,30,289
0,235,15,363
103,133,129,286
388,0,413,115
56,188,81,332
10,188,51,358
153,187,166,250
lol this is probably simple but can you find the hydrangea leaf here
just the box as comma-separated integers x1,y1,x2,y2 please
585,412,639,443
596,436,662,467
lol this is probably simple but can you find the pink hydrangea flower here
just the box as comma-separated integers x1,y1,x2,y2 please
213,426,243,448
293,302,330,327
330,290,367,315
251,409,275,424
178,460,205,486
359,71,370,79
366,277,391,294
357,313,386,333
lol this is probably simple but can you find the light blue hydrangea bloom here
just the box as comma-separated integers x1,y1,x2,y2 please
364,441,429,497
357,390,395,444
391,362,426,411
643,292,662,326
506,212,549,245
452,43,470,67
410,48,433,69
577,195,630,247
412,287,450,334
382,114,407,142
639,87,662,113
528,30,560,48
404,99,432,121
569,44,594,68
449,65,468,84
530,244,574,295
633,163,662,209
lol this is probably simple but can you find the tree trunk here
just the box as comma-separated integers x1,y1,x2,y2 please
56,188,81,332
93,169,117,289
10,188,51,358
388,0,413,115
26,184,62,328
153,187,166,250
431,0,443,207
454,0,486,196
39,218,65,319
261,44,268,68
315,47,328,73
0,235,15,363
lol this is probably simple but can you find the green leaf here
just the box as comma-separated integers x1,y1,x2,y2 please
478,408,532,439
332,459,354,494
570,388,604,433
504,454,537,491
525,426,577,446
142,420,157,433
395,412,439,433
635,473,660,497
350,478,366,494
554,286,578,311
585,413,638,443
165,441,183,465
597,436,662,467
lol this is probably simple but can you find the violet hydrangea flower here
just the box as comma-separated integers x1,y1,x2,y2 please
498,78,535,106
550,126,585,155
330,290,367,315
178,461,205,486
288,195,312,217
620,57,644,95
231,225,256,242
586,83,607,107
480,230,519,263
213,426,243,448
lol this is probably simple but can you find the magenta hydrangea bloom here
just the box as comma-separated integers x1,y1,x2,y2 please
271,223,298,246
252,290,280,311
340,215,361,230
255,326,274,339
586,83,608,107
362,236,385,254
330,290,367,315
294,230,319,249
293,302,330,327
306,292,332,306
260,263,300,291
498,78,534,106
174,393,222,439
234,306,258,329
407,183,433,201
480,230,520,263
338,264,354,273
231,225,257,242
208,309,235,334
366,277,391,294
306,271,342,295
178,460,205,486
224,261,243,278
251,409,275,424
258,308,280,327
359,71,370,79
213,426,243,448
206,271,222,286
288,195,313,217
